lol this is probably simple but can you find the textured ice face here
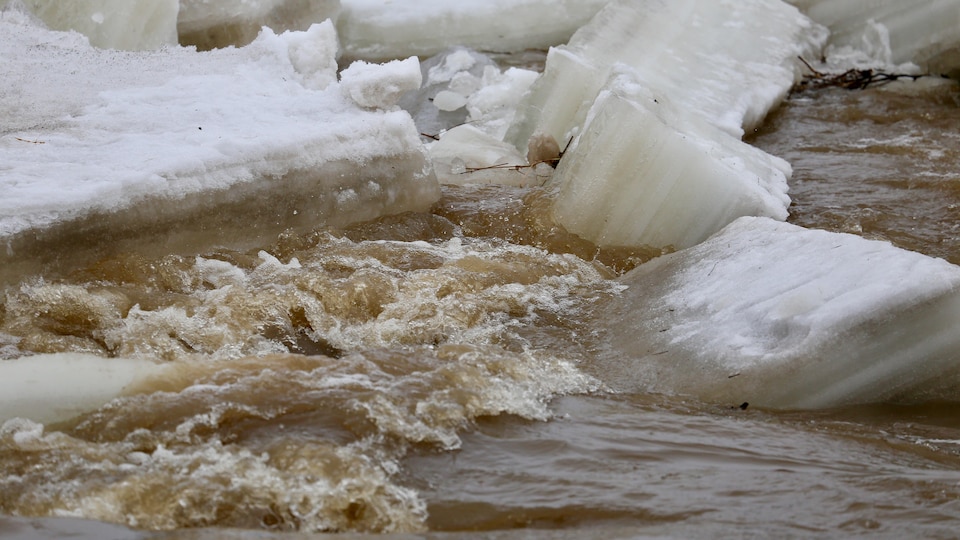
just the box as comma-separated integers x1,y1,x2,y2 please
504,0,824,250
595,217,960,409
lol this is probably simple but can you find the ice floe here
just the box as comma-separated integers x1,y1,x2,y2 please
336,0,611,62
506,0,826,250
596,217,960,409
0,15,438,283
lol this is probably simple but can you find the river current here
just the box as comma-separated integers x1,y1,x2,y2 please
2,69,960,538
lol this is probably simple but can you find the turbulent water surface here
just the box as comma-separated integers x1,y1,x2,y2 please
3,72,960,539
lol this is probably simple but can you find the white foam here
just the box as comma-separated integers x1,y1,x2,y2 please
600,217,960,409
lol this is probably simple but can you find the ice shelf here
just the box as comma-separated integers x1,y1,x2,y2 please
595,217,960,409
0,16,439,284
506,0,826,250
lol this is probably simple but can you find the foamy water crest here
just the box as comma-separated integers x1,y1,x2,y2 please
0,219,610,532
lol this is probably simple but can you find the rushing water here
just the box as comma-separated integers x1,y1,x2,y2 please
3,74,960,539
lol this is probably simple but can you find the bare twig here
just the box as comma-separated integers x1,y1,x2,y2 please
794,56,930,92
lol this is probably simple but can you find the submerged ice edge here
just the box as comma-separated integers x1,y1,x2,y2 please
597,217,960,410
0,16,441,284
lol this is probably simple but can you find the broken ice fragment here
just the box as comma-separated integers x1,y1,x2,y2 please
340,56,423,109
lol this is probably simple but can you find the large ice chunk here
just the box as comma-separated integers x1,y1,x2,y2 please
178,0,341,50
0,18,439,284
337,0,611,62
508,0,826,147
550,75,791,249
788,0,960,76
594,217,960,409
506,0,825,250
14,0,179,50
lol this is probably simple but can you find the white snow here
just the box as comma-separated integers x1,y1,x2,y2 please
506,0,825,250
598,217,960,409
0,16,439,280
336,0,612,61
13,0,179,50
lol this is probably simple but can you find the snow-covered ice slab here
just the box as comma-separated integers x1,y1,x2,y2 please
506,0,826,250
12,0,178,50
336,0,611,62
0,16,439,284
178,0,341,50
595,217,960,409
788,0,960,76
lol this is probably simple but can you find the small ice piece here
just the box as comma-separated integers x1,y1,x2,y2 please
337,0,611,62
398,48,497,137
432,90,468,112
284,21,340,90
178,0,342,50
18,0,179,50
340,56,423,109
426,48,478,85
596,217,960,409
429,125,536,187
